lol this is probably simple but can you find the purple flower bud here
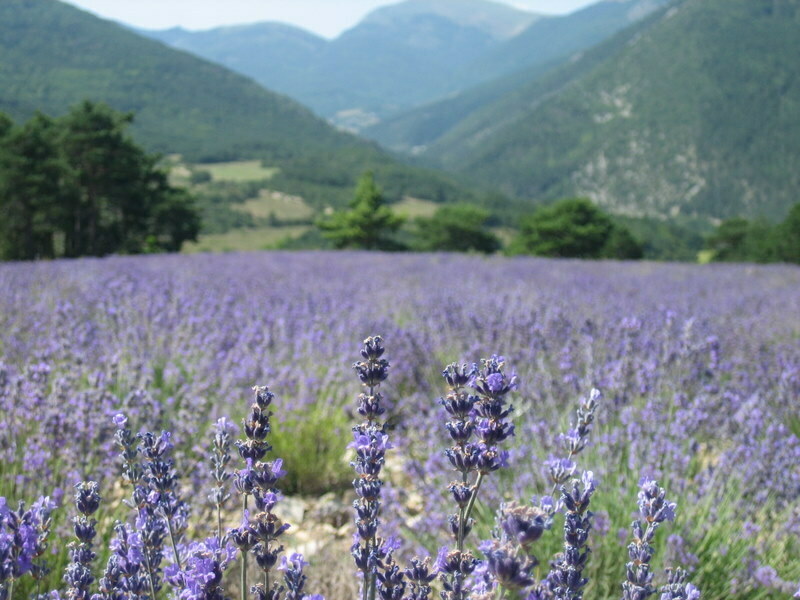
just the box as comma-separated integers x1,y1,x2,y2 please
74,482,101,517
448,483,472,509
482,541,536,590
499,502,552,548
434,548,477,576
442,363,476,389
476,446,509,473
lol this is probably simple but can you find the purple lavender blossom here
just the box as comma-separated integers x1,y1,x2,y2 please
164,538,235,600
438,355,519,600
229,386,290,600
0,495,57,600
435,547,478,600
63,482,101,600
547,390,600,494
349,336,392,600
659,569,701,600
403,557,436,600
278,553,310,600
622,479,679,600
97,522,148,600
551,471,596,600
481,540,536,591
498,503,553,550
209,418,236,545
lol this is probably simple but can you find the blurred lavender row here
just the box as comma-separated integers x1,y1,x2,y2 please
0,252,798,599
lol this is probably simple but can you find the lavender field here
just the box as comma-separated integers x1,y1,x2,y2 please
1,252,799,600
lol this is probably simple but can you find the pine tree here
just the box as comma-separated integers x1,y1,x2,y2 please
317,172,404,250
0,113,68,260
0,102,199,260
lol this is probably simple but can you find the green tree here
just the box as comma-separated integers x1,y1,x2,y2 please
0,113,68,260
602,225,644,260
775,203,800,263
57,101,198,256
706,217,778,263
0,102,199,261
316,172,404,250
706,217,753,262
0,113,12,138
148,186,201,252
509,197,642,259
414,204,500,253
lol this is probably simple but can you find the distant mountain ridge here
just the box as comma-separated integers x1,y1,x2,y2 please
360,0,541,39
410,0,800,221
365,0,670,151
139,0,539,126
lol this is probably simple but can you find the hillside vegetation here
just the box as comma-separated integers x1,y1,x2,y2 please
0,0,510,221
0,0,362,162
413,0,800,222
365,0,669,150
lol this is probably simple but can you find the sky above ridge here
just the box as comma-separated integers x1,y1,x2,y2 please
62,0,598,38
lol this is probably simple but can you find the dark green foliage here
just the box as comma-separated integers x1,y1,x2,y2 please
706,218,764,262
614,216,707,262
602,225,644,260
148,187,201,253
509,198,643,260
776,203,800,263
0,114,12,137
706,204,800,264
189,170,212,185
317,172,405,250
0,103,200,261
0,113,65,260
413,204,500,253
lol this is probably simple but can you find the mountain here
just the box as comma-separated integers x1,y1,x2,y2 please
365,0,670,152
0,0,355,161
405,0,800,222
139,0,539,126
0,0,513,216
359,0,538,39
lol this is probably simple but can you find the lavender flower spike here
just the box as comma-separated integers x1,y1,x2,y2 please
552,471,596,600
622,478,678,600
230,386,290,600
548,389,601,494
64,482,101,600
659,568,700,600
209,418,235,546
350,336,392,600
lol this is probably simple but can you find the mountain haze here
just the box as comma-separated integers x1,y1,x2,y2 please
365,0,670,152
410,0,800,221
140,0,539,127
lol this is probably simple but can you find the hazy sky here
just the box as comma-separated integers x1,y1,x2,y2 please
62,0,599,38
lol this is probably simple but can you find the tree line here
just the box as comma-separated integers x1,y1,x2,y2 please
318,173,800,263
705,206,800,263
317,173,643,258
0,101,200,261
